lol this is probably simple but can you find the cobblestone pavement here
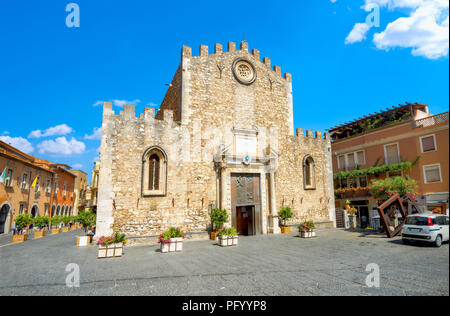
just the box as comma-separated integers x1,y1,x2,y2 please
0,228,448,296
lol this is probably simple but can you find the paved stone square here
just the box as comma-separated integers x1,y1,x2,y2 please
0,228,448,296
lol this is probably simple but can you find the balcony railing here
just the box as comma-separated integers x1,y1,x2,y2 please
413,112,449,128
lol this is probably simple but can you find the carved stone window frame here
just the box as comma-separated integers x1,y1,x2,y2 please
142,146,168,197
232,58,257,86
303,155,316,190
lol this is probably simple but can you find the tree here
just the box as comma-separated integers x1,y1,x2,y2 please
209,208,228,231
278,206,293,227
76,209,96,235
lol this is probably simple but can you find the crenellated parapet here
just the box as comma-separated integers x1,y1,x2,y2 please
181,40,292,82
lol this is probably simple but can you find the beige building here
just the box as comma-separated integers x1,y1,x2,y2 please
70,169,88,214
96,40,335,239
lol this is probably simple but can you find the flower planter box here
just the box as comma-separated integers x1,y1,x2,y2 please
76,236,91,247
219,235,228,247
160,238,183,253
343,191,354,198
354,189,369,197
51,228,61,235
98,243,123,258
70,225,77,231
219,235,238,247
61,227,70,233
300,231,315,238
12,234,28,243
280,226,291,234
34,230,46,239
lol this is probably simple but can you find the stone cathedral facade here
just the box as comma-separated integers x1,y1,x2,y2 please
96,40,335,239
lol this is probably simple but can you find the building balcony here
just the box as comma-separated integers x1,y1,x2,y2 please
335,187,372,199
413,112,449,128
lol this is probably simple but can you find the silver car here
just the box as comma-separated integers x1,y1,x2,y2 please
402,213,449,247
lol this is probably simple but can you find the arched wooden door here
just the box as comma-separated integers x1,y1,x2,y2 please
0,205,10,234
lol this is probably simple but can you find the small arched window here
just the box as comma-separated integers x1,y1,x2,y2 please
142,146,167,196
303,155,316,190
148,154,160,191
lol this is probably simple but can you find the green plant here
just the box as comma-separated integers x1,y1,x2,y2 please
32,216,49,229
113,232,127,244
227,227,238,236
51,215,62,227
76,210,96,235
278,206,293,226
14,214,33,230
298,220,315,232
209,208,228,231
369,177,418,202
348,207,358,215
333,161,416,181
158,227,185,244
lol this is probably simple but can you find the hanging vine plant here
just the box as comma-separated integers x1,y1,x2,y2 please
333,157,420,181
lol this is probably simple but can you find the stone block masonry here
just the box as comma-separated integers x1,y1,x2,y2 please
96,40,335,241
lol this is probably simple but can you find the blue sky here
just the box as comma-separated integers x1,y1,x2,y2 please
0,0,448,179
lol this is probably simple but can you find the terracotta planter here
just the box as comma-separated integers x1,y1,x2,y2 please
51,228,61,234
98,243,123,258
280,226,291,234
34,230,46,239
12,234,28,243
210,231,218,241
70,225,77,231
61,227,70,233
219,235,228,247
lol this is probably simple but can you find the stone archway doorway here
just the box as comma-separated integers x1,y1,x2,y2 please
231,173,261,236
0,204,11,234
31,205,39,218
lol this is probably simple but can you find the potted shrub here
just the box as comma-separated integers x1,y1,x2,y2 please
218,228,229,247
348,207,358,228
228,227,238,246
12,214,32,243
158,227,185,253
209,208,228,241
76,210,96,247
168,227,185,252
278,206,293,234
33,216,49,239
344,200,351,210
50,216,62,234
298,220,315,238
97,232,127,258
61,216,71,232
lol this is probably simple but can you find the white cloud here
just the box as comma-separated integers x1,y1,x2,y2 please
331,0,338,3
93,99,141,107
37,137,86,156
147,102,159,107
112,99,141,107
0,136,34,154
84,127,102,140
72,163,83,169
345,23,371,43
28,124,73,139
346,0,449,59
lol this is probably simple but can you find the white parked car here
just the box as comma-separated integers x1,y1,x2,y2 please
402,213,449,247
